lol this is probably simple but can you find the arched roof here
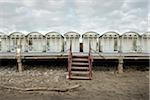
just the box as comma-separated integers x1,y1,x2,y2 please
0,32,6,36
142,32,150,36
0,32,8,38
141,32,150,38
9,32,25,36
9,32,25,38
82,31,99,36
27,32,44,37
64,31,80,37
45,31,63,38
121,31,140,36
100,31,120,37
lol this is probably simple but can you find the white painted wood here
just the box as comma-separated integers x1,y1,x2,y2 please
100,32,120,53
64,32,80,52
0,32,9,52
141,32,150,53
45,32,64,52
27,32,44,52
121,32,141,53
82,31,99,52
9,32,26,52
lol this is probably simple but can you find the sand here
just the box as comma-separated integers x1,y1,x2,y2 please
0,66,149,100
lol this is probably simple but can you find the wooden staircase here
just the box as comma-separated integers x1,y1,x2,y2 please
68,41,93,80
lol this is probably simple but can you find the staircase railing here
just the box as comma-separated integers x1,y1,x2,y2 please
68,40,72,79
88,41,93,79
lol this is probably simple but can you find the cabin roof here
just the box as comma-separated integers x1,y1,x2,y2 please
64,31,80,36
27,32,44,37
0,32,7,36
100,31,120,37
9,32,25,37
121,31,140,36
83,31,99,36
45,31,64,38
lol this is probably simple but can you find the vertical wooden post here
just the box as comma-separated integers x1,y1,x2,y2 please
16,47,23,72
118,58,123,73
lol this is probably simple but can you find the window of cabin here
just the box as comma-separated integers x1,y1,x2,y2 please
114,38,118,51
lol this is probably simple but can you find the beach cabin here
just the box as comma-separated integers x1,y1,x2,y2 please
0,32,9,52
121,31,141,52
82,31,99,52
141,32,150,53
45,32,64,52
100,31,120,53
26,32,45,52
64,31,80,52
9,32,26,52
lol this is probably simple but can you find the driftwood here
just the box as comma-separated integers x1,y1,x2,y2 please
0,84,81,92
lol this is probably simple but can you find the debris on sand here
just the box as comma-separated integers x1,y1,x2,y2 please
0,84,81,92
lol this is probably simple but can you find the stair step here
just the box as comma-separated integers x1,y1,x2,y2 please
71,71,89,74
70,76,91,80
72,58,88,61
72,62,89,65
71,67,89,70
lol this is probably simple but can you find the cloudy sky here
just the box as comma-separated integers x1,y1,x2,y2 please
0,0,149,35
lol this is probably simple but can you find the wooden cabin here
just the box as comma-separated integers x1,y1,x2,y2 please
0,32,9,52
121,31,141,52
9,32,26,52
45,32,64,52
100,31,120,53
141,32,150,53
82,31,99,52
64,31,80,52
26,32,45,52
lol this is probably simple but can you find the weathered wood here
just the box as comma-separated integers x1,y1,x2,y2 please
16,48,23,72
0,84,81,92
118,58,123,73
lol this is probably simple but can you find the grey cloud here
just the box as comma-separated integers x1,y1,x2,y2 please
0,0,148,34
